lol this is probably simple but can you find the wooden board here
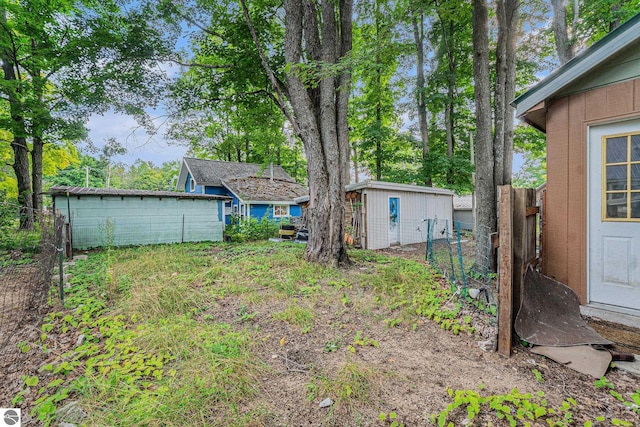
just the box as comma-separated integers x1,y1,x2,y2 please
498,185,513,357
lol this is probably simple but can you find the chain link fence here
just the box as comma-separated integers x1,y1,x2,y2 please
0,202,64,403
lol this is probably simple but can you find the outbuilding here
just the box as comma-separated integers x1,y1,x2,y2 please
49,186,230,249
514,13,640,319
344,180,453,250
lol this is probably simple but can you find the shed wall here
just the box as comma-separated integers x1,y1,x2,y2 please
57,196,223,249
364,188,453,250
544,77,640,302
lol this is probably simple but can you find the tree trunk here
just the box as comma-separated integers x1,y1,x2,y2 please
31,135,43,213
494,0,518,188
1,10,34,229
472,0,494,242
551,0,575,65
502,0,518,185
411,13,431,187
283,0,350,266
31,60,47,214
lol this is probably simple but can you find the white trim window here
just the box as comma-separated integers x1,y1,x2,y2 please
273,204,290,217
189,178,196,192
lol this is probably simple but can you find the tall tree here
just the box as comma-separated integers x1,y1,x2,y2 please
1,8,33,227
162,0,306,182
0,1,175,224
240,0,352,265
472,0,494,239
410,4,432,186
551,0,577,65
493,0,519,188
350,0,403,181
279,0,352,265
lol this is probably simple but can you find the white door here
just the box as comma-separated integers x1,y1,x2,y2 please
389,197,400,245
588,119,640,314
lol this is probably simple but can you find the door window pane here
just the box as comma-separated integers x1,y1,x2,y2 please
606,165,627,190
603,132,640,221
632,164,640,190
632,193,640,219
631,134,640,161
606,136,628,163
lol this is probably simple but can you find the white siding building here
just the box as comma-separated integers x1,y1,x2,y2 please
345,181,454,250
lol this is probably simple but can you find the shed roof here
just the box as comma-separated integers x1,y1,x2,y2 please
48,186,230,200
222,177,307,204
177,157,295,189
513,12,640,131
293,181,454,204
346,180,454,196
453,195,473,210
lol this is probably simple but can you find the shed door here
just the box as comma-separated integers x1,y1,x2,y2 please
588,119,640,314
389,197,400,245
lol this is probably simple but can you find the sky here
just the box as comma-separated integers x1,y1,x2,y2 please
85,110,188,167
84,59,189,167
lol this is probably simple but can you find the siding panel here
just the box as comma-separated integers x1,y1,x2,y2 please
64,196,223,249
364,189,453,250
567,93,587,302
606,80,635,117
545,97,570,284
585,86,608,121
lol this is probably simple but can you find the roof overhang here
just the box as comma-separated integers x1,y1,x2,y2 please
48,186,231,200
176,158,194,191
513,12,640,131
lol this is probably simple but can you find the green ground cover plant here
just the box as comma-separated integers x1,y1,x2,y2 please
10,241,639,426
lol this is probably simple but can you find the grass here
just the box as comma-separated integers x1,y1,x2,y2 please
12,241,640,426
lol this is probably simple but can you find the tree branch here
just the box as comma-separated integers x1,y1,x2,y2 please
238,0,301,136
161,58,235,70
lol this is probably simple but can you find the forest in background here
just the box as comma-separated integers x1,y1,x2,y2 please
1,1,639,204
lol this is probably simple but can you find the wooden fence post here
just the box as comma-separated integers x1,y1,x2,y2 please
498,186,539,357
498,185,513,356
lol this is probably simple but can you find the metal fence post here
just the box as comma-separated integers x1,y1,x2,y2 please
58,229,65,302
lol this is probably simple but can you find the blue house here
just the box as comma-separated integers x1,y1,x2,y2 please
176,157,307,223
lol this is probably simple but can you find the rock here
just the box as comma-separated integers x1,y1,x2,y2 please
73,255,88,261
468,288,480,299
319,398,333,408
478,337,496,352
56,401,87,424
75,335,85,347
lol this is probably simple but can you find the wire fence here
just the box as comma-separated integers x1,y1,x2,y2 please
0,202,64,403
426,219,496,308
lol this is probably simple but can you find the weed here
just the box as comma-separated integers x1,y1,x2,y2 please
324,337,343,353
532,368,544,383
594,376,615,389
311,362,377,407
384,317,403,328
379,411,404,427
430,387,578,427
272,303,315,333
237,304,257,323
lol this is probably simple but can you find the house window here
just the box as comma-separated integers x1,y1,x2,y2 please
273,204,290,217
189,178,196,192
603,132,640,221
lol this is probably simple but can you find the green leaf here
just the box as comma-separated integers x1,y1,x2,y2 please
25,376,39,387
